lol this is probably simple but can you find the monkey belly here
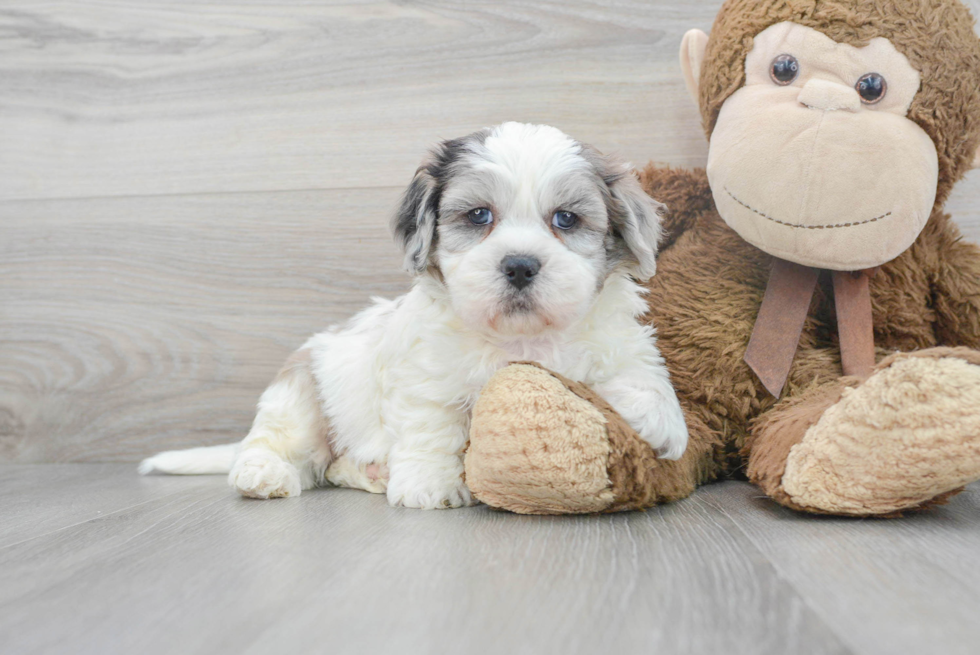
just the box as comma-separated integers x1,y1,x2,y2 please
644,197,939,477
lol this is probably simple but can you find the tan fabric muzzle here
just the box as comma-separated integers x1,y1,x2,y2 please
706,23,939,271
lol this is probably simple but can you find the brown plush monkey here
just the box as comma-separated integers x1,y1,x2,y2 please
463,0,980,516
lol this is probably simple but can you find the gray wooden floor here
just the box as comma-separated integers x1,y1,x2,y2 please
2,465,979,655
4,2,980,653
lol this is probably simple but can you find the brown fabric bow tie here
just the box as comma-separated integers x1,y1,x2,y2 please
744,258,876,398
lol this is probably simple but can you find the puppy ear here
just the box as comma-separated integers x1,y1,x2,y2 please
604,161,665,280
392,162,439,274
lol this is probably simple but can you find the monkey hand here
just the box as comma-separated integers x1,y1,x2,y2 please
464,363,679,515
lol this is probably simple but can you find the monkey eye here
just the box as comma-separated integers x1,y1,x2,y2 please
769,54,799,85
552,210,578,230
856,73,887,104
467,207,493,226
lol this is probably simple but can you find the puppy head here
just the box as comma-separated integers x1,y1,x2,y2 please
392,122,664,336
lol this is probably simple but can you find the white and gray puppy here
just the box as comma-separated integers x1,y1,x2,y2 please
140,122,688,509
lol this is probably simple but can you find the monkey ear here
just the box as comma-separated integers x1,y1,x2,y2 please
680,29,709,106
606,164,665,280
391,163,438,274
973,145,980,170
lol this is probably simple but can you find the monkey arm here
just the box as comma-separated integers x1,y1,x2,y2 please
931,214,980,348
638,164,714,250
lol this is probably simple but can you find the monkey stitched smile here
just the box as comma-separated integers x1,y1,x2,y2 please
725,187,893,230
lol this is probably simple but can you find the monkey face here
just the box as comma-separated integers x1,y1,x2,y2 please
705,22,939,271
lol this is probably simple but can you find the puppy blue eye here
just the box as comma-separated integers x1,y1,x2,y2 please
468,208,493,226
552,210,578,230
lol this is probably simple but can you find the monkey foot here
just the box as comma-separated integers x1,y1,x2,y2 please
778,349,980,515
464,363,666,515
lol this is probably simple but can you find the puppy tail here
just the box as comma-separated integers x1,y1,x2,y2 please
138,443,240,476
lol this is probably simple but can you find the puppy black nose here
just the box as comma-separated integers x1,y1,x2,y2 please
501,255,541,290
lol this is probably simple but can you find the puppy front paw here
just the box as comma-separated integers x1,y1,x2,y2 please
639,398,689,461
229,448,302,499
386,462,476,509
599,377,690,461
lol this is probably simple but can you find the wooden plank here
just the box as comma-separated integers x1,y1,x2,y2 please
701,481,980,655
0,187,407,308
0,464,219,548
0,468,850,655
0,189,409,463
947,179,980,244
0,0,716,201
3,0,975,203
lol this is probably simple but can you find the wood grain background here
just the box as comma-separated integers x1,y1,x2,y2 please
2,0,979,462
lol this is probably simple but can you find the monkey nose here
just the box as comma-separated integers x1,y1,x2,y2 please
798,78,861,113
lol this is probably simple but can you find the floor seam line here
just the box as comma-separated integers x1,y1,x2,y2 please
0,484,228,552
704,490,863,655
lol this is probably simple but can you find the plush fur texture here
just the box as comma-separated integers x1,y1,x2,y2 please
641,163,980,514
781,350,980,514
140,122,688,509
465,364,617,514
466,0,980,517
705,22,940,270
699,0,980,209
465,363,692,515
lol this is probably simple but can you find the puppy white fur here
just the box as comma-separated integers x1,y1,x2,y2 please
140,122,688,509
